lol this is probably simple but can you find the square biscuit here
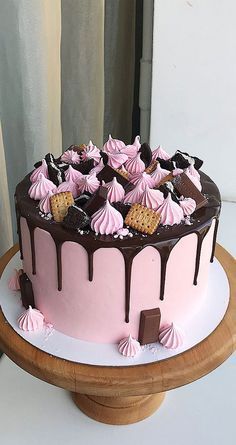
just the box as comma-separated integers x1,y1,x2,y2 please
125,203,160,235
50,192,74,222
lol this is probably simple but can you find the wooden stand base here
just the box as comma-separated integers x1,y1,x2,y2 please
72,392,166,425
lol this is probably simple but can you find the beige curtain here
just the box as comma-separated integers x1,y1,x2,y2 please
0,0,137,256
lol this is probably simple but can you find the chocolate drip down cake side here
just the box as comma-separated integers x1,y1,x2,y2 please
13,136,221,356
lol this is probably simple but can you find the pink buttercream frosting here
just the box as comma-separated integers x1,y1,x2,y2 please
123,181,144,204
118,334,141,357
107,151,128,169
159,323,183,349
18,305,44,331
57,180,78,198
179,197,196,216
81,141,101,164
28,173,55,200
91,200,123,235
77,173,100,194
65,165,83,182
61,149,81,164
8,269,22,291
151,163,170,186
90,158,105,175
130,171,155,188
158,193,184,226
140,185,164,211
104,177,125,203
125,153,145,175
103,134,125,154
152,145,171,161
39,190,55,214
30,159,49,183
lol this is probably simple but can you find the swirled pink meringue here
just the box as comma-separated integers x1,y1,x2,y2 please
18,305,44,331
28,173,55,200
186,164,200,181
140,185,164,211
30,159,49,183
39,190,55,213
179,197,196,216
151,163,170,186
8,269,22,291
57,180,78,198
172,168,184,177
77,173,100,194
103,134,125,153
104,177,125,203
159,323,183,349
65,165,83,182
118,334,141,357
152,145,171,161
133,135,141,149
158,193,184,225
91,200,123,235
81,140,101,164
90,158,105,175
130,171,155,188
185,170,202,191
61,149,81,164
120,144,138,160
125,153,145,175
123,181,144,204
107,151,128,169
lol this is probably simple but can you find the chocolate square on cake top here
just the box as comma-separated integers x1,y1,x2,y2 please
97,165,130,189
172,172,207,210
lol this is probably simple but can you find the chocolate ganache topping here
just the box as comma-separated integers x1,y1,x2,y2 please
15,139,221,323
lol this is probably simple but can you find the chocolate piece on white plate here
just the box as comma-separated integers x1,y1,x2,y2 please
19,273,35,309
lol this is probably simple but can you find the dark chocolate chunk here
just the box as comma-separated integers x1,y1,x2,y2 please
62,205,90,230
45,153,55,164
156,158,174,171
70,159,94,175
138,308,161,345
100,150,109,165
113,202,131,218
68,144,86,153
172,172,207,210
19,273,35,309
139,143,152,168
83,186,108,216
74,194,91,208
48,162,65,186
97,165,130,189
171,150,203,170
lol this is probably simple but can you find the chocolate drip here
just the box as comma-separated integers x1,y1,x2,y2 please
88,251,94,281
15,203,23,260
210,217,219,263
155,239,180,301
193,224,211,285
53,241,63,291
26,221,36,275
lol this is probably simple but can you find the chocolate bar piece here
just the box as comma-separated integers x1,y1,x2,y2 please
97,165,130,189
139,143,152,168
83,186,108,216
172,172,207,210
113,202,131,218
62,205,90,230
138,308,161,345
48,162,65,186
19,273,35,309
70,159,94,175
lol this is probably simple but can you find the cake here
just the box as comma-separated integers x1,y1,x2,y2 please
14,136,221,352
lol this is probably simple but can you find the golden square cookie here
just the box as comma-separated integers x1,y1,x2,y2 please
50,192,74,222
114,168,129,180
125,203,160,235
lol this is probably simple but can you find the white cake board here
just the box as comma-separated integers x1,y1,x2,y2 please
0,252,229,367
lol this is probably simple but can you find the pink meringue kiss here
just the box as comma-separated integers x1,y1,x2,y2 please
130,171,155,188
151,163,170,186
179,197,196,216
61,149,81,164
107,151,128,169
77,173,100,194
104,177,125,203
133,135,141,149
91,200,123,235
121,144,139,160
158,193,184,226
65,165,83,182
140,185,164,211
117,228,129,236
89,158,105,175
57,180,78,198
123,181,144,204
186,164,201,181
18,305,44,332
125,152,145,175
39,190,55,213
28,173,55,200
152,145,171,161
81,140,101,164
30,159,49,183
8,269,22,291
103,134,125,154
118,334,141,357
172,168,184,177
159,323,183,349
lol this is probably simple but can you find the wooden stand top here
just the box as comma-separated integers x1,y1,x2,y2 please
0,244,235,398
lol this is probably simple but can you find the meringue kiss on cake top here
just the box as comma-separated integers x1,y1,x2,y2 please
14,136,221,350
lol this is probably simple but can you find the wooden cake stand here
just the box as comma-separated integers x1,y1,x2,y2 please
0,244,235,425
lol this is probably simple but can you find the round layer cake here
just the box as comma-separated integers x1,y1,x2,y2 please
15,139,221,344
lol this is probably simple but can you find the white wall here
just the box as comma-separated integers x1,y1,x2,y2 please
150,0,236,201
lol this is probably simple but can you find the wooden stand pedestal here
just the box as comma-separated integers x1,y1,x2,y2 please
0,244,235,425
